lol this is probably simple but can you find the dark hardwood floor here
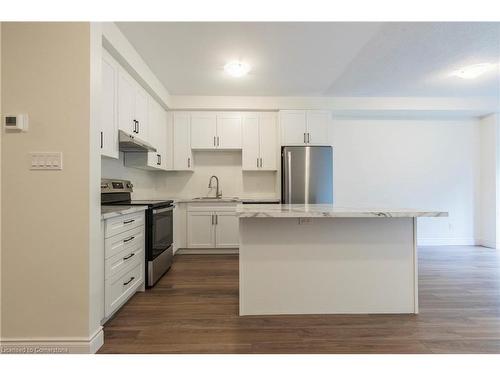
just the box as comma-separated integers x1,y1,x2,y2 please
98,246,500,353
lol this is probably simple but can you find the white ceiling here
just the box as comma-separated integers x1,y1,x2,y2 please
117,22,500,97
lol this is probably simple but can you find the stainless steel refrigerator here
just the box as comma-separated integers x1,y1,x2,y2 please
281,146,333,204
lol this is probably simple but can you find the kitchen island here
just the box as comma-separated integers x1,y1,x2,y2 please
236,204,447,316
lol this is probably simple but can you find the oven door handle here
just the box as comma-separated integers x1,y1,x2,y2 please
153,206,175,214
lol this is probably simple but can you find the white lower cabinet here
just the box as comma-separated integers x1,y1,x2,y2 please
187,211,215,248
214,211,239,248
105,261,143,318
186,204,239,249
102,211,145,321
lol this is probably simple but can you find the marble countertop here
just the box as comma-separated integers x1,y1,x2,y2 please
175,197,280,204
101,205,148,220
236,204,448,218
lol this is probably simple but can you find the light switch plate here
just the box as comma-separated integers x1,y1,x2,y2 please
30,152,63,170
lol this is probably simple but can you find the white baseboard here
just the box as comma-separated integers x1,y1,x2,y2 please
176,248,239,255
476,239,500,249
0,327,103,354
417,237,478,246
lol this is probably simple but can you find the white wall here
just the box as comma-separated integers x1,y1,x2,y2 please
102,151,279,200
332,118,481,246
479,114,500,248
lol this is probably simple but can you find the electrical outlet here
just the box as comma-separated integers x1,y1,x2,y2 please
30,152,63,170
298,218,312,225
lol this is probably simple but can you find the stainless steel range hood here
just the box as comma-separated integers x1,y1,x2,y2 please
118,130,157,153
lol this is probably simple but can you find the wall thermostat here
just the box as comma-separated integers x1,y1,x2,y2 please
4,114,28,132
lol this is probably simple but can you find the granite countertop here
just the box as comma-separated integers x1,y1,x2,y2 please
101,205,148,220
236,204,448,218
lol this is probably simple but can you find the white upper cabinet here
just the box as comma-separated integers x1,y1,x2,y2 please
164,111,174,170
280,110,307,145
146,99,166,170
306,111,330,145
117,69,135,135
259,113,278,170
242,114,260,170
280,110,330,146
190,112,242,150
117,67,148,142
101,50,119,159
190,112,217,149
124,96,168,171
134,87,149,141
242,112,277,171
173,112,193,171
217,112,242,149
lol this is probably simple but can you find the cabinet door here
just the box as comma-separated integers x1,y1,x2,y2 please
241,113,260,170
134,86,149,141
144,98,162,169
191,112,217,149
306,110,330,145
117,69,136,134
259,113,278,170
101,51,119,159
187,211,215,248
173,112,193,170
215,212,239,248
217,112,242,149
280,110,307,145
164,110,174,170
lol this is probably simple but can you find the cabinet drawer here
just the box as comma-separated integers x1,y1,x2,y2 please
104,226,144,260
105,262,143,317
104,211,145,238
105,242,143,280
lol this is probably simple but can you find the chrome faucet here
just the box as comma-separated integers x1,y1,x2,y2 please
208,175,222,198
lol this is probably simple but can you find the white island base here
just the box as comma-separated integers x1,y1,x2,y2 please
238,206,447,316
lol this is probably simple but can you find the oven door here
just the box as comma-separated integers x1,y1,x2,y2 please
151,205,174,260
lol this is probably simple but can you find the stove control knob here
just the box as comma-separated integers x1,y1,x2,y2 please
101,183,109,189
126,183,133,189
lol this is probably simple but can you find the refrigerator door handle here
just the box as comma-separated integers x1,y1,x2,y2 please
287,151,292,203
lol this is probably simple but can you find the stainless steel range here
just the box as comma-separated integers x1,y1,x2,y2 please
101,178,174,288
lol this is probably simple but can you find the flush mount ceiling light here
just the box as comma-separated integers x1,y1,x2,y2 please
450,63,497,79
224,61,250,78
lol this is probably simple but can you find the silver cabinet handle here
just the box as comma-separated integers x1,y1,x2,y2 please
188,157,191,168
123,276,135,286
123,219,135,224
215,214,218,225
123,253,135,260
217,136,220,147
260,158,263,168
307,133,310,144
213,136,216,147
286,151,292,203
257,158,259,168
211,214,214,225
123,236,135,243
304,133,306,144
